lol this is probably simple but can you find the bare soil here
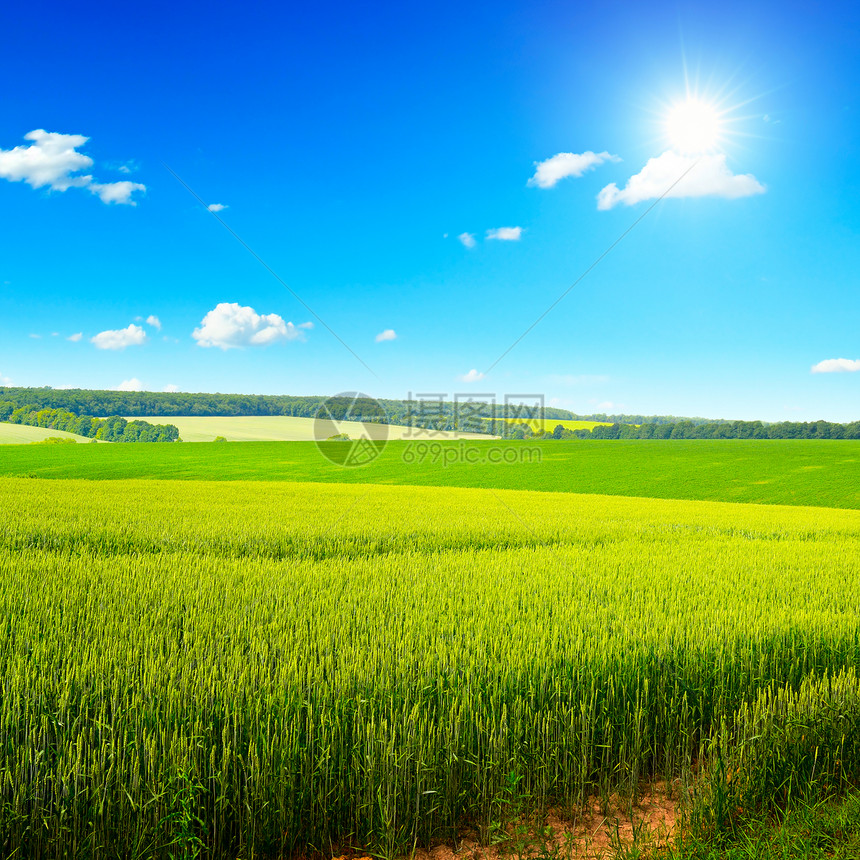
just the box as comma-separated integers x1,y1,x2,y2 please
333,782,679,860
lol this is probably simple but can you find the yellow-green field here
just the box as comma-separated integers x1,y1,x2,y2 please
125,414,497,442
486,416,612,432
2,476,859,857
0,423,93,444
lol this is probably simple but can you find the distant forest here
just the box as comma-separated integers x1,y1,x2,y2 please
0,387,571,432
0,401,180,443
1,387,858,440
527,420,860,441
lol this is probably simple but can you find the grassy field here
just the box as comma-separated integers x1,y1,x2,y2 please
125,415,496,442
0,423,94,444
2,476,860,858
2,439,860,508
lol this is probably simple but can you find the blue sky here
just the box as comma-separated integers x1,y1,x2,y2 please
1,0,858,420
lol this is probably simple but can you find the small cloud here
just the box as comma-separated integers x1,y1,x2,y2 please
163,383,180,393
116,378,144,391
811,358,860,374
207,203,228,213
375,328,397,342
442,232,449,238
596,401,616,410
528,150,620,189
0,371,11,386
597,151,765,210
67,332,83,342
459,369,485,383
90,180,145,205
91,323,147,351
29,333,41,339
192,302,308,349
145,314,162,330
458,232,476,248
298,321,314,329
51,332,59,337
486,226,522,241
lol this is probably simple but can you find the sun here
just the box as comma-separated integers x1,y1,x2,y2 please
665,98,723,154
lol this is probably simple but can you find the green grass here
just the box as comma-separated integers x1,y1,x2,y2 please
664,792,860,859
125,414,496,442
2,439,860,508
2,477,860,857
0,422,94,444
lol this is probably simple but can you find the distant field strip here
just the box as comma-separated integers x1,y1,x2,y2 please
0,423,93,444
126,414,496,442
2,439,860,508
2,477,859,856
487,417,612,432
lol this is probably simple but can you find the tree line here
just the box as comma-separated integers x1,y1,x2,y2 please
0,388,572,430
544,420,860,441
1,388,856,440
0,403,180,442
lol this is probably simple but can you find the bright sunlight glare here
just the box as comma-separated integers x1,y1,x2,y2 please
666,99,722,153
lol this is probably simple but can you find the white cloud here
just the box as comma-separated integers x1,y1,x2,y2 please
486,226,522,241
811,358,860,374
67,332,83,342
116,378,144,391
164,383,180,392
145,314,162,330
458,232,476,248
90,180,146,205
528,150,619,188
91,323,147,351
207,203,228,212
298,321,314,329
0,130,93,190
459,369,485,383
0,371,11,386
29,333,41,339
375,328,397,342
597,151,765,210
192,302,309,349
0,130,145,205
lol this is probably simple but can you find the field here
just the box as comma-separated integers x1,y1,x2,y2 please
0,423,93,444
2,476,860,858
125,415,496,442
486,417,612,433
2,439,860,508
